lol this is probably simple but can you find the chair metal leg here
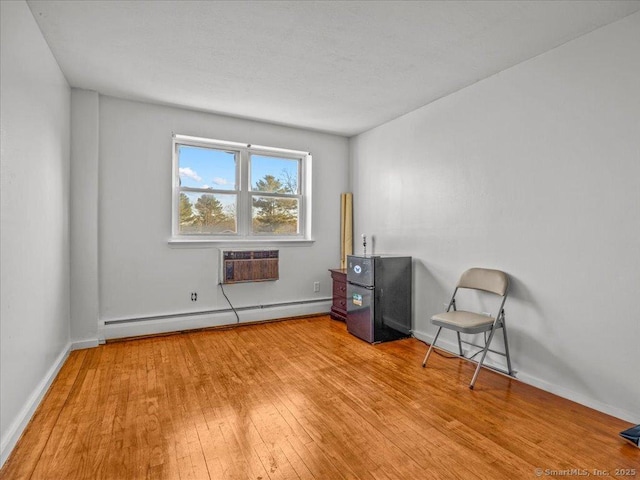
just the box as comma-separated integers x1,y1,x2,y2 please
501,314,513,375
456,332,463,356
422,327,442,367
469,326,498,389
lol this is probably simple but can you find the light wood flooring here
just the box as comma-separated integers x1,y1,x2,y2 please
1,316,638,479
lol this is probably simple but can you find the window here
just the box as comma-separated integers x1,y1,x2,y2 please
172,134,311,241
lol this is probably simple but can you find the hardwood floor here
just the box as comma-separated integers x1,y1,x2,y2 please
2,316,637,479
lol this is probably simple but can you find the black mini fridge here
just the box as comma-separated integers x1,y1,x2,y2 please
346,255,412,343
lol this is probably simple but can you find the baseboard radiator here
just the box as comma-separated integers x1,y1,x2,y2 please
221,250,279,284
102,297,331,325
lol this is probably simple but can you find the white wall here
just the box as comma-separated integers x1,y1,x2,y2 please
0,0,71,464
70,89,100,345
350,12,640,422
91,96,349,339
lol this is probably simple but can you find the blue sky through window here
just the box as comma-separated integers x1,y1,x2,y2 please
178,145,236,190
179,145,299,194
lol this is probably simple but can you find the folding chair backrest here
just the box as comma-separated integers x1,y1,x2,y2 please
457,268,509,296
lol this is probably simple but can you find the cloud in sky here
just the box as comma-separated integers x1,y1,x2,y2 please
179,167,202,182
213,177,230,186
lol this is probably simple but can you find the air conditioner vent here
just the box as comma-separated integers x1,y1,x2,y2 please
221,250,279,284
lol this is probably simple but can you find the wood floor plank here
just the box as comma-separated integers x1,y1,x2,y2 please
0,349,88,480
2,316,638,479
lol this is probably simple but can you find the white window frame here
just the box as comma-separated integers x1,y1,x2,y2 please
171,134,312,244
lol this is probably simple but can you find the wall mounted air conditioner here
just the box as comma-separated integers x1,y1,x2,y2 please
220,250,279,284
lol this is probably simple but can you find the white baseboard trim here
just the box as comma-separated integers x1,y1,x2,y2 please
515,371,638,424
412,328,638,423
0,342,71,468
100,301,332,340
70,338,100,351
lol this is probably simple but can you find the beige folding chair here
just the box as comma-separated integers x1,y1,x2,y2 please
421,268,514,389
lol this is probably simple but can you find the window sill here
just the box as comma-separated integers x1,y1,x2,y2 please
168,237,315,248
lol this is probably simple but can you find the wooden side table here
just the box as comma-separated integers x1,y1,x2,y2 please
329,268,347,322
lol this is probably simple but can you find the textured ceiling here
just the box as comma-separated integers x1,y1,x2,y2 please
27,0,640,136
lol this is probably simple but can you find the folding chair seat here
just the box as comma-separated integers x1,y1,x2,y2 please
421,267,514,389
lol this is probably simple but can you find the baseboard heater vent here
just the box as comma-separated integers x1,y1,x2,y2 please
221,250,279,284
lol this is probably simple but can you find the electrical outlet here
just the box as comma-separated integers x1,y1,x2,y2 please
313,281,320,293
191,292,198,302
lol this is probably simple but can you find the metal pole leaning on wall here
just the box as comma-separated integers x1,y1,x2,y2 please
340,193,353,269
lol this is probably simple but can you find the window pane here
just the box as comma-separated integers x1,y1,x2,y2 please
250,155,299,194
252,196,299,234
179,192,237,234
178,145,236,191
